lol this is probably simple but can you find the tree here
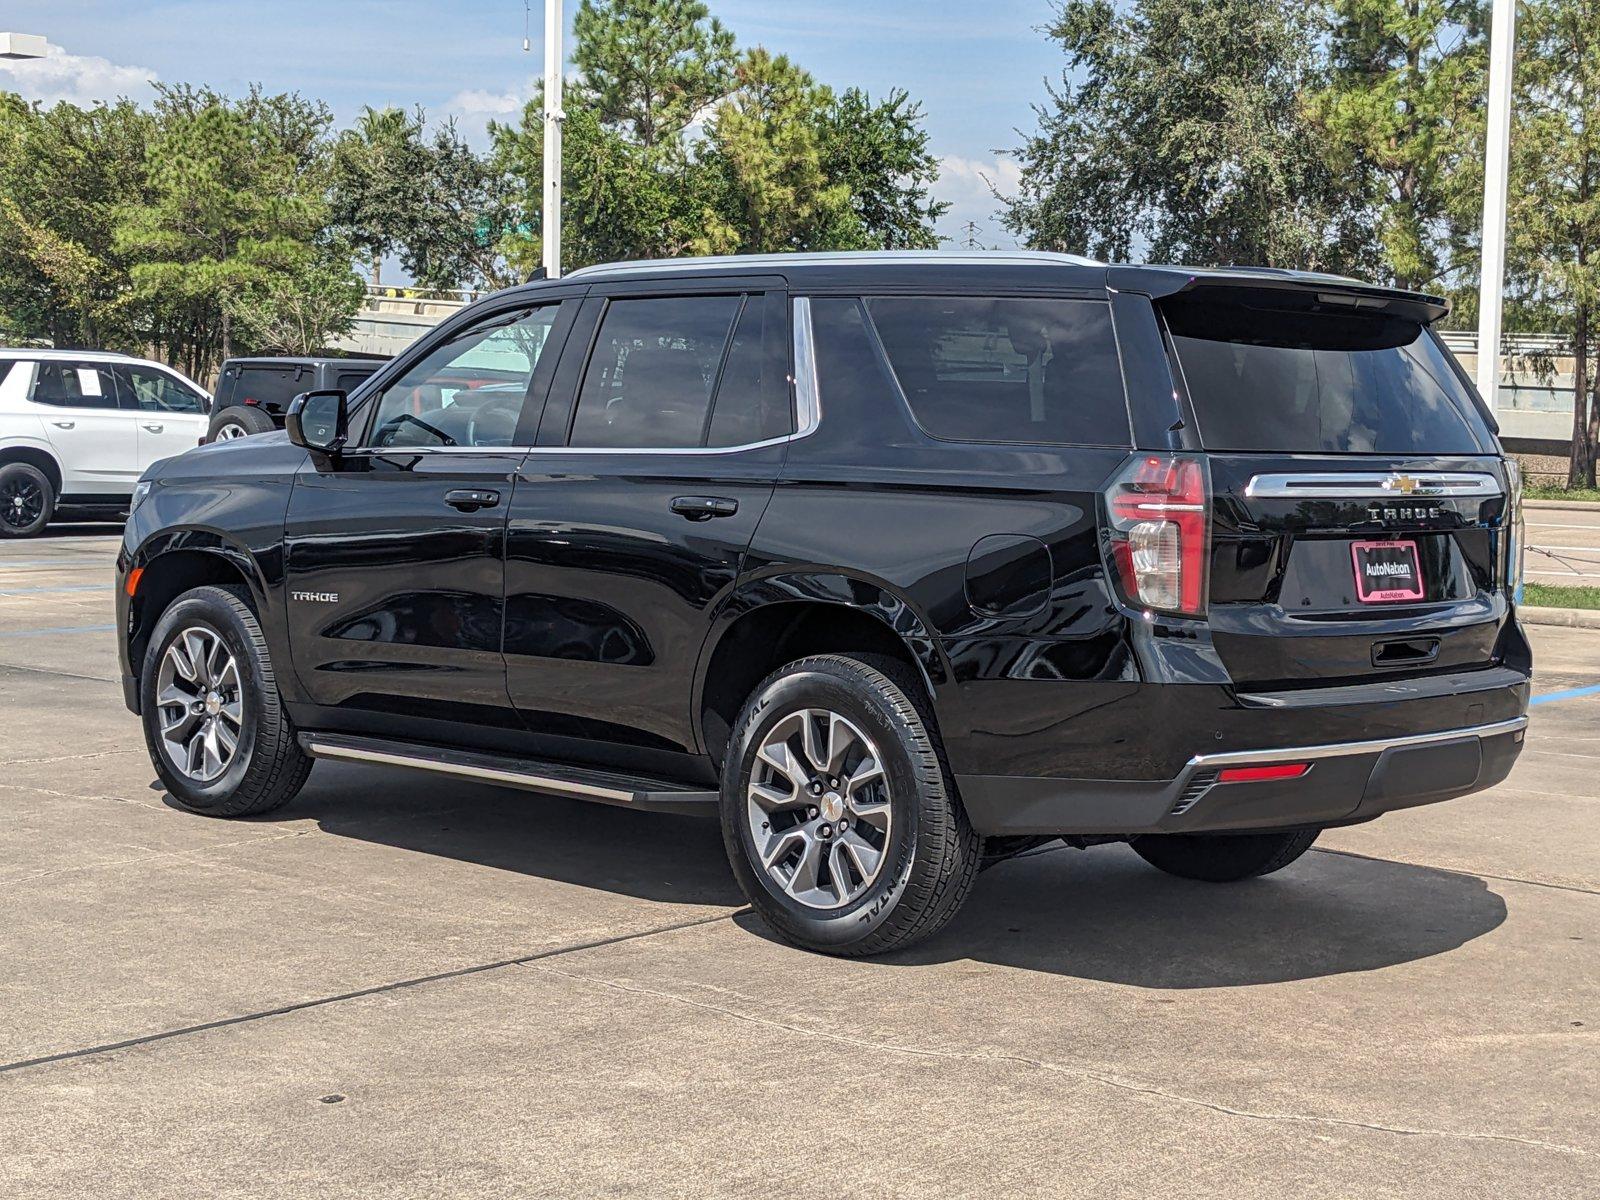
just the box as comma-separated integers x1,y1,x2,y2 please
1000,0,1372,271
1505,0,1600,486
0,94,155,349
330,105,428,287
572,0,735,149
816,88,947,250
114,85,358,376
694,49,854,254
1311,0,1486,292
401,120,522,292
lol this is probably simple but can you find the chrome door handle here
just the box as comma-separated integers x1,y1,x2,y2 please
143,423,164,433
51,421,75,429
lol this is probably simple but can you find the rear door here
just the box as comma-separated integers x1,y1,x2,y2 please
503,281,791,774
26,360,139,495
1160,287,1509,689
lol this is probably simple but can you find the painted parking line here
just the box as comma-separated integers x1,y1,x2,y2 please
0,560,114,570
0,624,116,639
0,585,108,596
1530,683,1600,707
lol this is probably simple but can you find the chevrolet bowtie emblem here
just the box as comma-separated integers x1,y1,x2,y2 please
1385,474,1422,495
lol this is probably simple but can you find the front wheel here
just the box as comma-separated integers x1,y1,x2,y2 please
140,584,312,816
1132,829,1319,882
720,654,980,956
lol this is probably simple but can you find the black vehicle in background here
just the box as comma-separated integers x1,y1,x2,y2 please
117,252,1530,956
206,356,387,442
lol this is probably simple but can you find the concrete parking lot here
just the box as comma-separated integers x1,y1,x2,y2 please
1,528,1595,1199
1526,503,1600,586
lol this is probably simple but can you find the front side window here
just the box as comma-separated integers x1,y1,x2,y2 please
569,296,743,449
865,296,1129,446
115,365,207,414
28,361,120,410
367,306,559,449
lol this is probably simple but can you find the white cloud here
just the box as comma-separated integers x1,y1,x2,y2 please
0,41,157,108
442,78,540,145
934,154,1024,247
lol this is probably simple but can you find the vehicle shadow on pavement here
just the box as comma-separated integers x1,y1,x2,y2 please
247,761,746,908
866,843,1508,987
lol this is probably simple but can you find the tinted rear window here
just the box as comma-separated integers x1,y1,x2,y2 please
229,365,311,410
864,296,1128,446
1165,298,1487,454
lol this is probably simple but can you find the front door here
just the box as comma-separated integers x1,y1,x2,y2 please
504,286,792,775
283,298,574,741
110,362,211,469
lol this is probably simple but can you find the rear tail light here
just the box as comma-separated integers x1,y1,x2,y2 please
1105,453,1210,617
1504,459,1525,602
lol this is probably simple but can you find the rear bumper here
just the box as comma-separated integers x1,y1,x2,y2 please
957,716,1527,836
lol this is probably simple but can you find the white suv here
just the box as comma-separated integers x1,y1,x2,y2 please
0,350,211,537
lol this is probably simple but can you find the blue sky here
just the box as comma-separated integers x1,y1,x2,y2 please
0,0,1068,254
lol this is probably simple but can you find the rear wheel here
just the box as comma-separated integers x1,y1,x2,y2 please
720,654,980,956
140,584,312,817
0,462,54,538
206,405,276,442
1133,829,1319,882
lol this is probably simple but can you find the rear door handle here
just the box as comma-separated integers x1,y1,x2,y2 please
51,421,75,430
444,488,501,512
670,495,739,521
143,423,164,433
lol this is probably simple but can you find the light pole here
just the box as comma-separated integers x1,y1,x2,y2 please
1474,0,1516,412
542,0,564,279
0,32,48,59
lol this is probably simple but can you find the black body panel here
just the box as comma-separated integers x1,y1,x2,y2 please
117,255,1531,838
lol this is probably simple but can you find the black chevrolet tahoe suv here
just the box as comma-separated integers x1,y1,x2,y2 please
206,355,387,442
117,251,1531,955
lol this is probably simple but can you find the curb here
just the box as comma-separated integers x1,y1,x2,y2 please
1525,499,1600,513
1520,605,1600,630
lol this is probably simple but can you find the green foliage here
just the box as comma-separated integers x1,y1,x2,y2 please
1503,0,1600,486
1523,583,1600,609
494,0,946,270
1310,0,1486,293
0,94,155,349
401,121,522,292
1001,0,1373,271
113,85,354,375
330,106,429,285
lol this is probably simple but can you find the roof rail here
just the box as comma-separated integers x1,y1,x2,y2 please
565,249,1104,280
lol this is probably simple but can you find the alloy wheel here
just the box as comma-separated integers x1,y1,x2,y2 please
1,475,45,531
214,423,247,440
155,626,244,782
746,708,894,910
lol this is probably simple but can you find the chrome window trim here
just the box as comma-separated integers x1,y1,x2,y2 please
1187,716,1526,770
353,296,821,458
1244,471,1501,500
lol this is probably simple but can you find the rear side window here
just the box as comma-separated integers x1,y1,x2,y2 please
1165,297,1488,454
113,365,207,414
28,361,119,410
570,295,742,449
705,296,792,447
864,296,1128,446
334,369,376,394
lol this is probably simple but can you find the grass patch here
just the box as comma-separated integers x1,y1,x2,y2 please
1525,484,1600,503
1524,583,1600,610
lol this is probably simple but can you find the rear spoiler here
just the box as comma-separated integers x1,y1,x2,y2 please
1109,265,1450,327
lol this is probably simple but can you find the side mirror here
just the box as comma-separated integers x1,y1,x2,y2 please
286,389,348,455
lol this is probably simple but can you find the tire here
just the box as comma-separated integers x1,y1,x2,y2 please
206,406,276,442
1132,829,1320,882
0,461,55,538
140,584,312,817
720,654,981,956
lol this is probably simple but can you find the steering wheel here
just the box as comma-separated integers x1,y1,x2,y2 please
466,393,523,447
376,412,456,447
